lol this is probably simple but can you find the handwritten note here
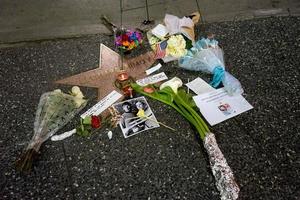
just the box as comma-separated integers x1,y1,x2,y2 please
136,72,168,86
80,90,122,118
146,63,162,75
186,77,215,95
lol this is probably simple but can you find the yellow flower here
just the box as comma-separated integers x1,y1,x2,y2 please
166,35,187,58
137,109,145,118
149,36,160,46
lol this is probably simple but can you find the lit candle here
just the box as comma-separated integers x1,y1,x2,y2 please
128,87,133,98
117,71,129,81
122,86,133,98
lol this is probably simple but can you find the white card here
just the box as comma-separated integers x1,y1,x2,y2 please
80,90,122,118
193,88,253,126
136,72,168,86
186,77,215,95
146,63,162,75
151,24,169,39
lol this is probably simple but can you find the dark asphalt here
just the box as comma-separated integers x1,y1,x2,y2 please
0,16,299,200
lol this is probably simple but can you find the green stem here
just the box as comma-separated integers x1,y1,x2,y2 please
174,95,210,139
131,84,209,140
145,117,176,131
174,99,206,138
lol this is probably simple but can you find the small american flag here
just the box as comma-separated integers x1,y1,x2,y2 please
154,40,167,59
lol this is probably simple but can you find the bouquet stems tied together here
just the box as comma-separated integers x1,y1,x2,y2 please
131,77,240,200
15,87,87,173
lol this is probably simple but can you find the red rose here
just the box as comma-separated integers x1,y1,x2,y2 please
91,116,101,128
121,34,129,42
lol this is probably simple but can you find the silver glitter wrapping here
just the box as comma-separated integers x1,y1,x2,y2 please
204,132,240,200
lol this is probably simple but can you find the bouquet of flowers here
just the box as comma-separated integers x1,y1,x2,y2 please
147,13,199,62
114,28,143,52
179,37,244,95
149,34,192,60
15,86,87,172
132,78,240,200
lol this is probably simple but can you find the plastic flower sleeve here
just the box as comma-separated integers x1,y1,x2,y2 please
204,132,240,200
179,48,224,74
179,39,244,95
223,72,244,95
209,46,225,65
16,89,86,172
30,91,86,150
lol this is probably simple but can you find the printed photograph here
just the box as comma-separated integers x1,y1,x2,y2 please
218,103,234,116
113,96,160,138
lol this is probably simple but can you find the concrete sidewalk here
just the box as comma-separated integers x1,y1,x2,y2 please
0,0,300,44
0,16,299,200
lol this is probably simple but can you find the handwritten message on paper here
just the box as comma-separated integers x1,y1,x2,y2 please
185,77,215,95
80,90,122,118
146,63,162,75
193,88,253,126
136,72,168,86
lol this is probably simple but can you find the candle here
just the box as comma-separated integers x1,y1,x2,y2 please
128,87,133,98
122,86,134,98
117,71,129,81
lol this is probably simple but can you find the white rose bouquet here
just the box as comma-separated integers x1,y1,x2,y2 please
15,86,86,172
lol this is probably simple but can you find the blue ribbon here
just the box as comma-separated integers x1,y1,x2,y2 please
210,66,225,88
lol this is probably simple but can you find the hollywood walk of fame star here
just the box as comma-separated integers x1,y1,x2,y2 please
55,44,156,100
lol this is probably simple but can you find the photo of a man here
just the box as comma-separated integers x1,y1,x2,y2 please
113,97,159,138
218,103,234,116
120,102,135,129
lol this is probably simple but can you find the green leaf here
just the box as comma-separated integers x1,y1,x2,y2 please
83,116,92,125
177,89,196,109
131,84,174,106
76,125,91,137
131,83,210,140
182,34,193,49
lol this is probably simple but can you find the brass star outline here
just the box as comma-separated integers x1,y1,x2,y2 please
55,44,156,100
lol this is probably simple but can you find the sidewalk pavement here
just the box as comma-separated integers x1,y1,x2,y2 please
0,16,299,199
0,0,300,45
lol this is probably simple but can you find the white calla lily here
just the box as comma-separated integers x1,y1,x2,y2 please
159,77,183,94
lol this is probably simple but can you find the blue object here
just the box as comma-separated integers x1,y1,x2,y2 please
210,66,225,88
195,38,219,49
178,38,244,95
222,72,244,95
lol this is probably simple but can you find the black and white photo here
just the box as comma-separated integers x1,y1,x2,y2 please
113,97,160,138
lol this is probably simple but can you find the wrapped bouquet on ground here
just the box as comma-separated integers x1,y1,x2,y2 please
15,86,87,172
179,37,244,95
147,12,200,62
